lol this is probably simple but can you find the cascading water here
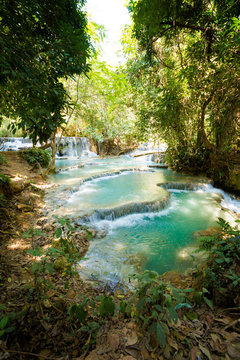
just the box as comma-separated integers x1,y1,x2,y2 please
57,137,97,158
46,154,240,287
0,136,98,158
197,183,240,213
0,137,37,151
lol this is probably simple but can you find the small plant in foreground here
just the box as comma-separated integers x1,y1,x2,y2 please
195,218,240,306
24,218,83,313
68,295,116,347
125,271,192,348
22,226,45,248
0,304,26,340
0,174,11,196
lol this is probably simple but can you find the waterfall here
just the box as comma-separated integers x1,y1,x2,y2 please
57,137,97,158
78,193,170,223
0,137,37,151
0,136,97,158
159,182,240,214
158,182,210,191
199,184,240,214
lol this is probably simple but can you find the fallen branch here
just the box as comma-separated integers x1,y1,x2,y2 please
134,151,165,158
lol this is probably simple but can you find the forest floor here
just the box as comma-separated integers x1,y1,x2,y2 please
0,152,240,360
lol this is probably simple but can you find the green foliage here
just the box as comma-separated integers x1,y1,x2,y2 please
21,148,50,168
0,316,9,338
0,0,91,144
0,173,11,197
68,304,87,323
0,153,7,165
62,59,137,150
195,218,240,306
67,295,115,346
126,271,192,348
193,288,214,310
197,235,219,251
0,117,23,137
0,309,26,339
22,226,45,249
99,296,115,318
22,227,45,240
125,0,240,180
0,194,7,207
24,218,82,305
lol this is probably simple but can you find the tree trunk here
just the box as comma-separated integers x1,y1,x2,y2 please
45,132,57,175
197,91,215,150
39,142,51,150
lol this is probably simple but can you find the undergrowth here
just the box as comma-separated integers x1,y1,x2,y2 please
194,217,240,306
1,216,240,356
21,148,50,168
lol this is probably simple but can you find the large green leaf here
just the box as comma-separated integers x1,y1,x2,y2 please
55,227,62,239
0,316,8,330
99,296,115,317
45,262,54,275
69,304,87,323
156,322,166,348
203,297,214,310
168,304,178,324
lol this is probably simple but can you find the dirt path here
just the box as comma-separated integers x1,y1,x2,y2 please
0,151,45,180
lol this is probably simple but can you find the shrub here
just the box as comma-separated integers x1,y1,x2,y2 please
195,218,240,306
123,271,192,348
21,148,50,168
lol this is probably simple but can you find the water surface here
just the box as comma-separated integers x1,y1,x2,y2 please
48,155,240,284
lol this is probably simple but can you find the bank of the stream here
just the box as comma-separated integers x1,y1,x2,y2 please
1,151,240,360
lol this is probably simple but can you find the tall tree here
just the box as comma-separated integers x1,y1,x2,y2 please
127,0,240,185
0,0,91,171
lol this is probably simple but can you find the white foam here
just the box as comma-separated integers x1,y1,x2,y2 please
68,183,97,202
93,198,179,232
198,184,240,214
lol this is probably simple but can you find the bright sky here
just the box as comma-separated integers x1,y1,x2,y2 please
84,0,131,66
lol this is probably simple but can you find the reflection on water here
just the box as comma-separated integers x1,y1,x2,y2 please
66,172,167,212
